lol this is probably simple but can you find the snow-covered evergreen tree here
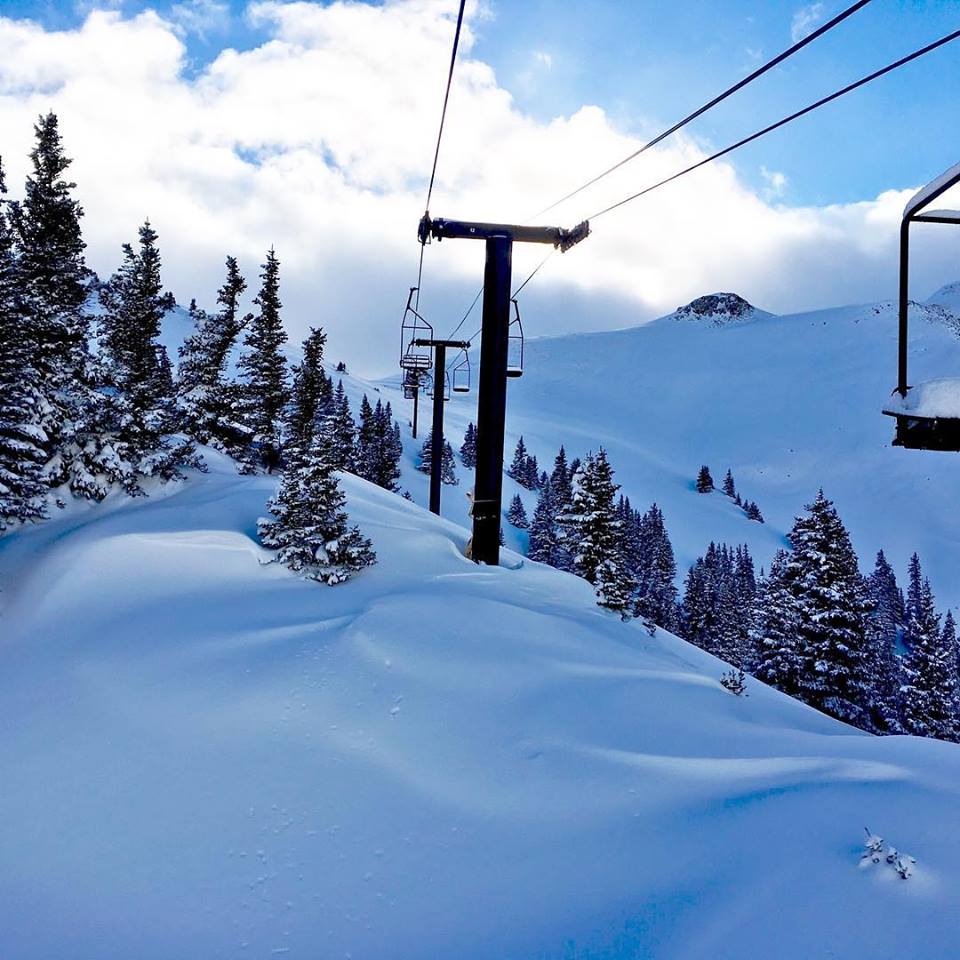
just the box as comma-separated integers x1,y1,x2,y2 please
722,469,736,498
528,478,561,566
326,380,357,472
864,550,904,732
418,429,457,485
507,493,528,529
785,491,871,725
560,449,634,614
356,397,401,491
900,572,958,741
523,452,540,490
177,256,250,455
696,465,714,493
98,220,197,487
460,421,477,468
743,500,764,523
752,549,803,696
239,247,288,471
9,112,117,501
0,157,48,530
286,326,331,463
258,429,375,584
634,503,678,632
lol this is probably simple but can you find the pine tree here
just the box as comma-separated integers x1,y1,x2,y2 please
523,452,540,490
634,503,678,632
752,550,803,696
239,247,288,470
696,465,714,493
418,430,458,484
356,397,401,491
286,326,330,463
785,491,871,724
258,430,375,584
460,421,477,468
507,493,528,529
743,500,764,523
560,449,634,614
0,158,47,529
507,436,529,484
326,380,356,472
10,112,113,500
900,574,958,741
864,550,904,732
98,220,196,487
528,478,561,566
903,553,925,652
722,469,736,498
177,256,250,454
548,445,575,571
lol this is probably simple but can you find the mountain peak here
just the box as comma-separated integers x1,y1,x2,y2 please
670,292,770,326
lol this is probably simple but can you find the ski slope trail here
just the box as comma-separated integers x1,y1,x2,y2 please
1,457,959,958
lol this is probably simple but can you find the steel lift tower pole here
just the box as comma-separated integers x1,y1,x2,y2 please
414,337,470,514
418,215,589,565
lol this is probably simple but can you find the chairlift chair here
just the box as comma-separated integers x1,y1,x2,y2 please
507,298,524,378
452,349,471,393
882,160,960,451
426,370,451,402
399,287,434,371
402,368,422,400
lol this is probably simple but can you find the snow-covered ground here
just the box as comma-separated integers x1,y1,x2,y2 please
2,452,960,959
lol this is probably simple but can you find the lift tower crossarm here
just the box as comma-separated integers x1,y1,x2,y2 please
419,216,590,252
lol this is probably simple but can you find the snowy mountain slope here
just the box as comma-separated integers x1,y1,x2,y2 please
1,455,959,959
371,291,960,608
926,280,960,318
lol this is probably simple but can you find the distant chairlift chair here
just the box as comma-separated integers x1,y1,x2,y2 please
452,349,471,393
507,298,524,378
883,160,960,450
399,287,434,373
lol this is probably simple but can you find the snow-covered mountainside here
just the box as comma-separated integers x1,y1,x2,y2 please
2,451,959,959
376,289,960,609
926,280,960,318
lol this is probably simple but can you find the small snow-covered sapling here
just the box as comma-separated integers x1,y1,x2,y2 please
861,828,915,879
720,668,748,696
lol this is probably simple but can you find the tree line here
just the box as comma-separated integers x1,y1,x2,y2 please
493,430,959,743
0,113,391,583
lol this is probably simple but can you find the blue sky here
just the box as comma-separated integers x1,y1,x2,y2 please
7,0,959,206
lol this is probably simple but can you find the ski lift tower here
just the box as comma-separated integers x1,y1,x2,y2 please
883,160,960,450
413,335,470,515
418,215,589,565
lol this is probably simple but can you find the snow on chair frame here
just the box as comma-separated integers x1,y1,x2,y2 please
883,160,960,451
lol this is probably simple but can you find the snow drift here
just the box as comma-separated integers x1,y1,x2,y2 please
1,453,960,959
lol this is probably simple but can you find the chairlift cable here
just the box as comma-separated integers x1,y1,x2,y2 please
451,254,556,371
588,27,960,222
424,0,468,218
532,0,875,220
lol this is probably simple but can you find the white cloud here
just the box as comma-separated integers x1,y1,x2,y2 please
791,2,825,43
761,165,788,200
0,1,956,375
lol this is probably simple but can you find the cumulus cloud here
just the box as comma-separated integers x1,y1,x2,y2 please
0,0,956,374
